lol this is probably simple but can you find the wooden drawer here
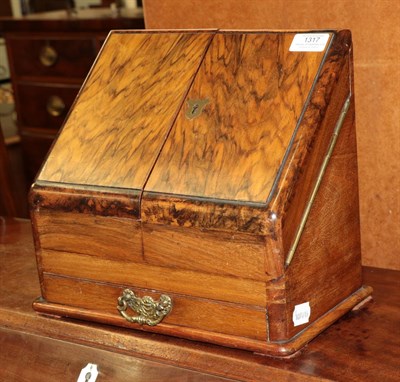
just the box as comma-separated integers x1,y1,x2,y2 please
39,248,266,306
17,83,80,129
8,36,97,79
42,275,267,341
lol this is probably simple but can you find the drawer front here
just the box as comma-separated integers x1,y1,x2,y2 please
8,37,97,79
41,274,267,341
39,248,266,307
17,84,80,129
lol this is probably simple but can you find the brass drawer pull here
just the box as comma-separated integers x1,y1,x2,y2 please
39,45,58,67
46,95,65,117
117,289,172,326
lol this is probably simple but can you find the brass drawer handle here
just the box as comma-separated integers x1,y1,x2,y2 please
39,44,58,67
117,289,172,326
46,95,65,117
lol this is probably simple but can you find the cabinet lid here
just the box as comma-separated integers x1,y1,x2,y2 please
38,31,214,194
37,30,333,209
145,31,331,203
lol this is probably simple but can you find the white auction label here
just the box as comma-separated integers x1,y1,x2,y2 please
289,33,330,52
77,363,99,382
292,302,311,327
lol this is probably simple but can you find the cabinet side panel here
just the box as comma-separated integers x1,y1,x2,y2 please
283,96,362,340
266,32,357,342
281,46,352,260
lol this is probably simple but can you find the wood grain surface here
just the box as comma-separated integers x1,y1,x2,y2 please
39,250,266,306
283,97,362,338
36,210,142,262
1,218,398,381
268,30,352,217
141,193,269,233
145,32,330,202
142,223,267,280
263,31,364,341
30,184,141,218
0,328,228,382
142,0,400,273
39,31,213,189
280,40,353,257
41,275,267,341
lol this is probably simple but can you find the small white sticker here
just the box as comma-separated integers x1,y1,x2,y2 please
292,302,311,327
289,33,330,52
77,363,99,382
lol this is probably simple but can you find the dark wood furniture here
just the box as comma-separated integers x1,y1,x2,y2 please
0,218,398,381
0,8,144,183
0,0,12,17
0,127,16,216
29,0,75,13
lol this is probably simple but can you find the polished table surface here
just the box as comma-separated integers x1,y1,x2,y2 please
0,217,399,381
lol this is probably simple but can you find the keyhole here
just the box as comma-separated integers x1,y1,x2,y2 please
191,104,199,115
85,372,92,382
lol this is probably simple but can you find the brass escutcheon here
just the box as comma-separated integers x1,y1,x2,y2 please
117,289,172,326
185,98,209,120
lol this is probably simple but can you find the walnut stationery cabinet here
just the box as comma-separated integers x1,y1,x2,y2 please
30,30,372,356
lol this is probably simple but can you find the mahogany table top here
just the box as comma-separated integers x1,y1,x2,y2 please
0,217,399,381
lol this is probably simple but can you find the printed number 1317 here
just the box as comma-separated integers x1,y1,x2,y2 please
305,36,320,43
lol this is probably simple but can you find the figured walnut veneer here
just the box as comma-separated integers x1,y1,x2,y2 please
39,32,213,190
